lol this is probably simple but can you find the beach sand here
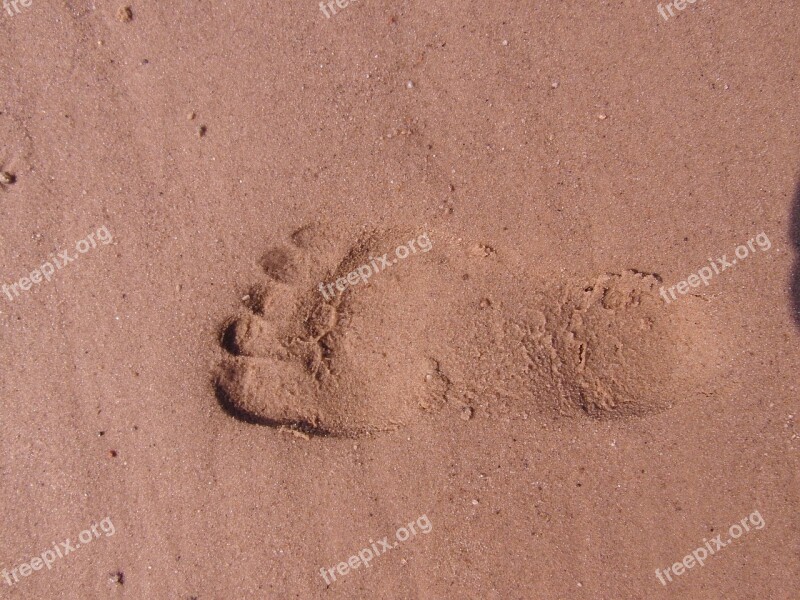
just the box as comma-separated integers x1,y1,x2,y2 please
0,1,798,598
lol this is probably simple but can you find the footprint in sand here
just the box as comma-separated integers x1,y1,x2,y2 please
214,224,720,437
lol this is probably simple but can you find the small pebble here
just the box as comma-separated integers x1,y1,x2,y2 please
198,125,207,137
116,6,133,22
406,80,414,89
551,81,559,89
597,113,608,120
461,406,474,421
0,171,15,184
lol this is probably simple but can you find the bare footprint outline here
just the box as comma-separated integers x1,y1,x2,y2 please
214,224,719,437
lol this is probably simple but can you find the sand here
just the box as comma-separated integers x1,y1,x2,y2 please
0,1,798,598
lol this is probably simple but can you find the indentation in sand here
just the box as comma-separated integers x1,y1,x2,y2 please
214,225,720,436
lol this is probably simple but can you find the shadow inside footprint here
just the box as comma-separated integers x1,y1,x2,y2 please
214,371,333,436
792,178,800,329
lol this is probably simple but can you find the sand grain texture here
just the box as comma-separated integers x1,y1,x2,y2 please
0,1,798,599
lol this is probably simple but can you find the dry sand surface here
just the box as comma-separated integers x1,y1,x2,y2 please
1,1,799,598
